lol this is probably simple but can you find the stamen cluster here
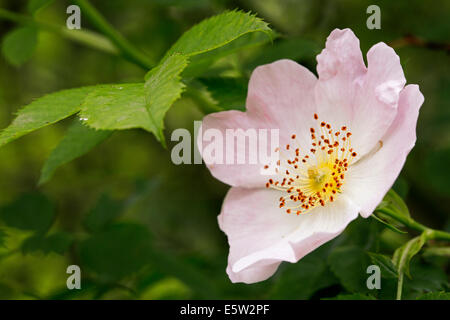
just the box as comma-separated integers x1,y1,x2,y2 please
265,113,358,215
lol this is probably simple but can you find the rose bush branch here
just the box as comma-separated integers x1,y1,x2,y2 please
0,8,118,55
389,34,450,53
0,5,153,70
74,0,154,69
376,207,450,241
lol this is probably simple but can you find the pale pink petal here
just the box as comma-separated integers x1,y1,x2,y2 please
198,110,278,188
246,59,318,149
315,29,406,157
350,42,407,156
314,29,366,135
343,85,424,217
316,28,366,80
219,187,360,283
198,59,318,188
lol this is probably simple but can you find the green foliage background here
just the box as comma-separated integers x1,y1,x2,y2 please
0,0,448,299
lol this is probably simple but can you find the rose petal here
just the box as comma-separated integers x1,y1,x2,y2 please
315,29,406,157
219,187,360,283
198,110,278,188
344,85,424,217
246,59,318,149
316,28,366,81
199,59,318,188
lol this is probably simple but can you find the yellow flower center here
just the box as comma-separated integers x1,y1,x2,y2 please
265,113,358,215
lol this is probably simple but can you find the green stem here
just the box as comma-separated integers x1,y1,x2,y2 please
396,272,404,300
0,8,117,54
375,208,450,241
376,208,450,300
74,0,153,69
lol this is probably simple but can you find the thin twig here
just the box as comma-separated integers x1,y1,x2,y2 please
389,34,450,53
74,0,154,69
0,8,118,55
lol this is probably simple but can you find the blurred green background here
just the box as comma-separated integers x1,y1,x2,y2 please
0,0,448,299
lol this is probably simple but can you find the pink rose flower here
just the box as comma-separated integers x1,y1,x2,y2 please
198,28,424,284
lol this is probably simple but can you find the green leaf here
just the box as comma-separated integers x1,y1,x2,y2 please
22,232,73,255
371,214,407,234
78,83,152,132
144,54,188,145
80,11,272,146
0,193,54,234
325,293,376,300
183,31,274,78
79,55,187,146
416,291,450,300
140,11,271,144
83,194,124,233
393,231,429,278
377,189,410,218
80,223,152,281
1,27,38,67
165,10,272,58
27,0,54,14
39,119,112,185
327,246,371,293
367,252,398,279
0,86,97,148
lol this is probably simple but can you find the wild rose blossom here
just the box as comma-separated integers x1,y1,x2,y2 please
198,28,424,283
